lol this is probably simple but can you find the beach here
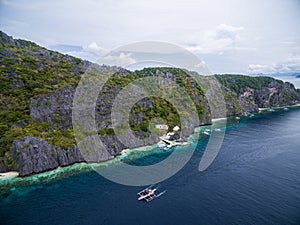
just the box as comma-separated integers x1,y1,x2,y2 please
0,172,19,179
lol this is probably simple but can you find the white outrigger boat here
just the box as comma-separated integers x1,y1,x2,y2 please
137,185,166,202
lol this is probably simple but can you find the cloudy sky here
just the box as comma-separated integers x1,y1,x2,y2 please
1,0,300,74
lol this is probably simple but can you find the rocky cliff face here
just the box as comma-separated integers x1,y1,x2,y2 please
3,136,84,176
1,31,300,176
216,75,300,116
30,85,74,129
253,81,299,108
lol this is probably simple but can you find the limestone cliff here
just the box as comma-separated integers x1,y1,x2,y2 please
1,31,300,176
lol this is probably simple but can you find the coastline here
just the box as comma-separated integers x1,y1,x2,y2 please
212,117,227,122
0,171,19,179
0,143,163,188
1,104,299,187
258,103,300,111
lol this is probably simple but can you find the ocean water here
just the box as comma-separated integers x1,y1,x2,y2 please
1,108,300,225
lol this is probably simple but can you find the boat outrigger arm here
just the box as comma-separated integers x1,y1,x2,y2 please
137,185,166,202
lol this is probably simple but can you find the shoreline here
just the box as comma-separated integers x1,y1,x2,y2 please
212,117,227,122
1,104,299,184
0,171,19,179
258,103,300,111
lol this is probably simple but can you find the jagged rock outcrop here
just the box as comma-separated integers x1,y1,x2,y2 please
30,85,74,129
253,81,299,108
3,136,84,176
216,75,300,116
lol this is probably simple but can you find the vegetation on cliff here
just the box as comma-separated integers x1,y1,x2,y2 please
0,31,85,155
1,31,300,162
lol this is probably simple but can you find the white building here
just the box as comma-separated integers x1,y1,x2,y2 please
155,124,169,130
173,125,180,131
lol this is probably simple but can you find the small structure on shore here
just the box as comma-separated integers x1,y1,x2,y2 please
155,124,169,131
119,149,130,155
158,125,187,151
173,125,180,131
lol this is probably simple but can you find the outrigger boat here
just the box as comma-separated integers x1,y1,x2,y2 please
137,185,166,202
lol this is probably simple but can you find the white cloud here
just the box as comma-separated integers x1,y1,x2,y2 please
85,42,105,53
186,24,246,54
64,42,106,62
248,55,300,74
101,52,137,66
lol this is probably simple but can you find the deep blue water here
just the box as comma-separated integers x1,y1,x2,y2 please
1,108,300,225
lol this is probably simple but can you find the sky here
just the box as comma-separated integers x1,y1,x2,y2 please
1,0,300,75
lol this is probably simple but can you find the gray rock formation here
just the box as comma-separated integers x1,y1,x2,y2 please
30,85,74,129
4,136,84,176
253,81,299,108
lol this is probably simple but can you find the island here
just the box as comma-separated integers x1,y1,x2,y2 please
1,31,300,177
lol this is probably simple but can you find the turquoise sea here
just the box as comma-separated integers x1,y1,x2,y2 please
1,107,300,225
